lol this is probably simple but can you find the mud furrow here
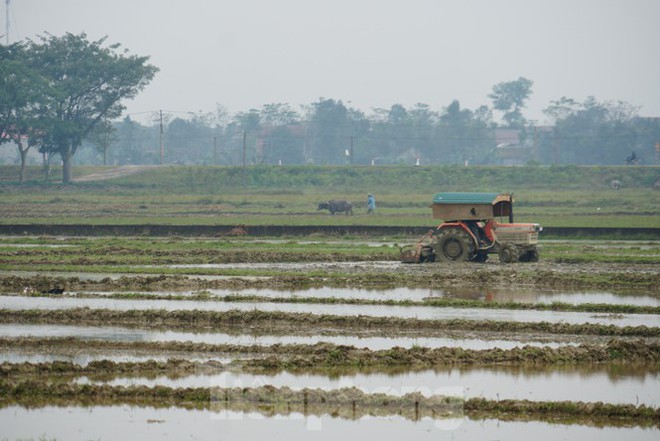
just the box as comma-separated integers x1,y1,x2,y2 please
1,338,658,369
1,308,658,337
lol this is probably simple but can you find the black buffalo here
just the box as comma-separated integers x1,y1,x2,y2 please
317,199,353,215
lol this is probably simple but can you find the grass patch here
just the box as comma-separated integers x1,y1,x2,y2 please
1,165,658,229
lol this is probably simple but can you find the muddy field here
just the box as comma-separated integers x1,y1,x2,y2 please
0,235,659,439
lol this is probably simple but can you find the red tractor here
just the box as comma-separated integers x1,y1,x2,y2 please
400,192,542,264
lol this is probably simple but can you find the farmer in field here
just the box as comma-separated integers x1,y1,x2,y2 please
367,193,376,214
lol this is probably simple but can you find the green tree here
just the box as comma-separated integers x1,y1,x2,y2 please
27,33,158,183
382,104,413,162
408,103,438,163
542,96,639,164
305,98,351,164
226,109,262,165
0,42,46,182
263,124,306,164
111,116,153,165
86,118,117,165
260,103,300,126
489,77,533,128
437,100,493,164
257,103,303,164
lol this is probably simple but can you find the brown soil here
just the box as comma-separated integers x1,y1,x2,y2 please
2,339,657,372
1,308,657,337
1,261,658,292
73,165,158,182
0,358,219,378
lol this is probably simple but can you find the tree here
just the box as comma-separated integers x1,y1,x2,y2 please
408,103,439,163
541,96,639,164
226,109,262,164
0,42,45,182
260,103,300,126
86,118,117,165
489,77,533,128
437,100,492,164
305,98,351,164
543,96,580,123
27,33,158,183
110,116,153,165
255,103,303,165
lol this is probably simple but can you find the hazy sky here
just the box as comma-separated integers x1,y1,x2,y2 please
5,0,660,123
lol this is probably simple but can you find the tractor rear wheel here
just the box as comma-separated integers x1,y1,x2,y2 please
499,243,519,264
434,228,475,262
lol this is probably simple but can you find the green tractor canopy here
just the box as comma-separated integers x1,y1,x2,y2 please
431,192,514,222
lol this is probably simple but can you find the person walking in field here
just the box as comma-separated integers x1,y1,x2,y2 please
367,193,376,214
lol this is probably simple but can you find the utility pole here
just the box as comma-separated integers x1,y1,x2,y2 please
5,0,10,45
350,136,354,165
533,126,538,162
159,110,164,165
242,131,246,169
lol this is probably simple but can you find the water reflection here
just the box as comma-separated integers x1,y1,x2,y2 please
2,295,657,327
77,365,659,405
0,324,583,351
0,406,657,440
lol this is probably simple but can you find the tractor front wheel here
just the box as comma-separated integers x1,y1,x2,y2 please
499,243,519,264
519,248,539,262
434,228,475,262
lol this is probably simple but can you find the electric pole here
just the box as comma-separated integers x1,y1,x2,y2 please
350,136,354,165
5,0,10,45
242,131,247,169
159,110,164,165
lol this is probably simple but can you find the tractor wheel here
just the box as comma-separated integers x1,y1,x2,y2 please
434,228,475,262
519,248,539,262
473,252,489,263
499,243,519,264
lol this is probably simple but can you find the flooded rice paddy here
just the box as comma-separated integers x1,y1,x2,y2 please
76,365,660,406
10,285,660,306
1,405,658,441
0,351,236,366
2,295,657,327
0,324,584,350
1,236,659,438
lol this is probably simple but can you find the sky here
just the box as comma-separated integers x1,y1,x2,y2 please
4,0,660,124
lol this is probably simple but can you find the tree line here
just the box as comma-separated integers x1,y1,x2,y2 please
2,34,659,184
79,94,659,169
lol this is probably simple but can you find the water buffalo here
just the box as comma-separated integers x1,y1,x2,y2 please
317,199,353,215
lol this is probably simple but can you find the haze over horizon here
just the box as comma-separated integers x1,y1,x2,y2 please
5,0,660,124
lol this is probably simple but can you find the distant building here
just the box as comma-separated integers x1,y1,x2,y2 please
493,128,532,165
